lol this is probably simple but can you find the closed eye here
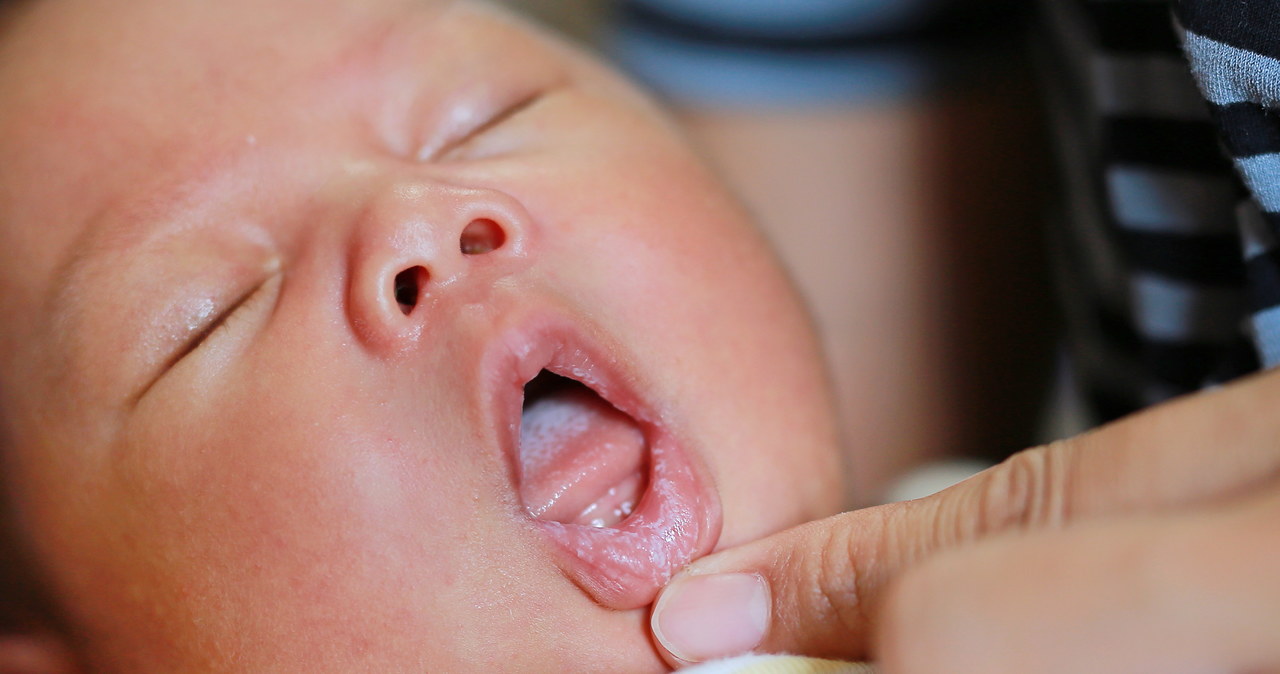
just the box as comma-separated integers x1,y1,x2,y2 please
136,277,274,402
426,90,545,161
175,280,269,361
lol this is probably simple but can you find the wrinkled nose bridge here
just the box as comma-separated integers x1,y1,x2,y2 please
347,179,530,351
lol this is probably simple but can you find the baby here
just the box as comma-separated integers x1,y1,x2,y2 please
0,0,844,671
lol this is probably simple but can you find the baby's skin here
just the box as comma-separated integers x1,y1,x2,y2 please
0,0,842,670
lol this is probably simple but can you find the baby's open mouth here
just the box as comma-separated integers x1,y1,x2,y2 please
487,318,721,610
519,370,649,528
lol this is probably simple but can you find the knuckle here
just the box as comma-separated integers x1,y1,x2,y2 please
776,517,874,646
815,525,866,636
976,443,1073,535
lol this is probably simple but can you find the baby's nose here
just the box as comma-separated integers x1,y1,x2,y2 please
348,179,531,351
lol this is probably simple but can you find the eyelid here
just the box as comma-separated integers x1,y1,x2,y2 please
136,271,277,402
424,90,545,161
173,279,269,362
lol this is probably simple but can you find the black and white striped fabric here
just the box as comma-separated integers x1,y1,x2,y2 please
1177,0,1280,368
612,0,1280,424
1045,0,1280,420
1042,0,1245,420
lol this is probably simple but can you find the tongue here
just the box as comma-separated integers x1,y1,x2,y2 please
519,386,648,527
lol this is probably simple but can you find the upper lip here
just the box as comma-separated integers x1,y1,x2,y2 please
480,311,722,609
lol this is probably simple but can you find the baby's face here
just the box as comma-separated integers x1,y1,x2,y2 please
0,0,842,670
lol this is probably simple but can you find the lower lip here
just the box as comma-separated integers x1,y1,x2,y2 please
535,423,717,610
490,319,722,610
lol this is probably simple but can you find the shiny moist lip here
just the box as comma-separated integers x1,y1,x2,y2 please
483,314,722,610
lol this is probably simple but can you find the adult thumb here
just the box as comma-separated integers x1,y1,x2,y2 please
650,369,1280,666
648,501,912,666
649,449,1076,666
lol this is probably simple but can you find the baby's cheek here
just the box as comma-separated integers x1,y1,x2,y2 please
64,373,501,668
587,169,810,378
560,157,842,540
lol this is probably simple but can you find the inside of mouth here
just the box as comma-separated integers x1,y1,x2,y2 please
518,370,649,528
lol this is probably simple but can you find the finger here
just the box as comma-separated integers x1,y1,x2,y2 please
944,367,1280,536
650,505,905,665
650,370,1280,665
1020,368,1280,518
877,491,1280,674
896,369,1280,555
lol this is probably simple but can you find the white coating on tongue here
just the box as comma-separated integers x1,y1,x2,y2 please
519,393,593,476
519,388,647,526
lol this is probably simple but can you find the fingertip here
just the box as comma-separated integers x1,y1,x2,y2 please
649,572,771,666
660,510,895,662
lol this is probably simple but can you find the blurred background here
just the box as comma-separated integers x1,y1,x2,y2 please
494,1,1083,506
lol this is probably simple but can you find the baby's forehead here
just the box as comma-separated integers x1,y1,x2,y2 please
0,1,382,284
0,0,462,150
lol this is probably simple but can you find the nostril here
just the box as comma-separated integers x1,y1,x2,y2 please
460,218,506,256
393,266,428,315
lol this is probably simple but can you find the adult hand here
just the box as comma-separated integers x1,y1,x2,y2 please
649,369,1280,672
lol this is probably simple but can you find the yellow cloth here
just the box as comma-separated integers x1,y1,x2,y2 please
681,654,874,674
